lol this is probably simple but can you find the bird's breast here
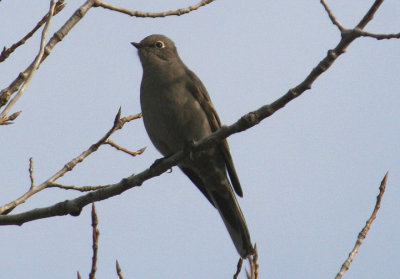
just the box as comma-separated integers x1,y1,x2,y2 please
140,77,212,156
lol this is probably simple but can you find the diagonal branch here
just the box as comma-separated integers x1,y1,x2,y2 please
0,0,66,63
335,172,388,279
0,110,141,215
0,0,57,123
0,0,97,111
356,0,384,29
320,0,345,31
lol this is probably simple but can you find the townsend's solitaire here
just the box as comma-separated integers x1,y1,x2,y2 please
132,34,254,258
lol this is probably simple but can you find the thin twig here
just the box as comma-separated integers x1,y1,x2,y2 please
320,0,345,31
246,244,258,279
94,0,215,18
0,0,96,111
0,0,66,63
89,203,99,279
335,172,388,279
104,139,146,157
0,111,22,125
48,183,108,192
0,110,141,215
233,258,243,279
0,0,57,123
116,260,124,279
77,271,82,279
253,244,259,279
29,157,35,189
354,29,400,40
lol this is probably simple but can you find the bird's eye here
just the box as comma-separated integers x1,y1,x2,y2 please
154,41,165,49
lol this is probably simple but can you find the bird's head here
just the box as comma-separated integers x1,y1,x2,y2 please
131,34,179,65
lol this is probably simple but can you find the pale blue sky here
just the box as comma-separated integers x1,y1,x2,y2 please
1,1,399,278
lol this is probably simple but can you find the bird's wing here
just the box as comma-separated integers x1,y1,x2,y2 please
180,166,216,207
185,69,243,197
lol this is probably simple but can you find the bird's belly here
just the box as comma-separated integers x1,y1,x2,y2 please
141,88,212,156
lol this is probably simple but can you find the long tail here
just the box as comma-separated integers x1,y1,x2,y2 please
209,187,254,258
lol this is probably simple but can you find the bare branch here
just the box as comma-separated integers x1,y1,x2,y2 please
0,0,66,63
89,204,99,279
29,157,35,189
0,110,141,215
48,183,108,192
0,0,57,123
116,260,124,279
233,258,243,279
356,0,384,29
245,244,259,279
77,271,82,279
0,0,96,111
354,29,400,40
104,139,146,157
93,0,215,18
320,0,345,31
335,172,388,279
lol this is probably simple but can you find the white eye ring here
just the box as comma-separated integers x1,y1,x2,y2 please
154,41,165,48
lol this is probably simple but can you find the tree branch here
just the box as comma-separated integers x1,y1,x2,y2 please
320,0,345,31
89,204,99,279
335,172,388,279
104,139,146,157
0,0,66,63
0,0,57,123
93,0,215,18
356,0,384,30
0,0,96,111
0,110,141,215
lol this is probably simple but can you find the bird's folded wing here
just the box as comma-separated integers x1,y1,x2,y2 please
185,69,243,197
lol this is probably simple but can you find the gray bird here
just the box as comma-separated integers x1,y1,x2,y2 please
131,34,254,258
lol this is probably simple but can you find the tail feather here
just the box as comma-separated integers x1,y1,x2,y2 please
210,188,254,258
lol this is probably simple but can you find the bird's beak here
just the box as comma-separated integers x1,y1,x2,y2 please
131,42,141,49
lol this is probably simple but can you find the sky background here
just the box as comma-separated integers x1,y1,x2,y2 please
1,0,399,278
